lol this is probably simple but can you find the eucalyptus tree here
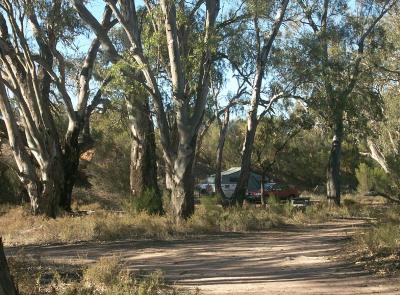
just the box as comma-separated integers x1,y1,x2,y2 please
0,0,113,216
106,66,162,213
360,11,400,202
82,15,162,211
73,0,220,220
224,0,290,205
293,0,397,205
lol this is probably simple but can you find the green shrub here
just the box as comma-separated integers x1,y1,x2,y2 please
384,205,400,223
342,198,362,216
354,223,400,255
356,163,392,194
87,107,131,195
124,188,163,215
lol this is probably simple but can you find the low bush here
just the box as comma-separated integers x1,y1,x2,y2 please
123,188,163,215
355,223,400,255
347,204,400,275
355,163,392,194
133,189,163,214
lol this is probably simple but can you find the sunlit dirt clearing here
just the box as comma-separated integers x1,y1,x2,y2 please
6,219,399,294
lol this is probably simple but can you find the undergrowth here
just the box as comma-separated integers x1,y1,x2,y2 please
349,205,400,275
8,254,198,295
0,194,375,247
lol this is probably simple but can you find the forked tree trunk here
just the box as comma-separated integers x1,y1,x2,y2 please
73,0,220,222
0,238,18,295
326,114,343,206
126,96,162,214
0,78,61,217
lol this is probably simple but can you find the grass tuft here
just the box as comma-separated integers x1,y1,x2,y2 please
8,253,198,295
347,204,400,275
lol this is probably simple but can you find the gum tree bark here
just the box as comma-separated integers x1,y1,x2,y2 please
215,108,230,199
126,94,162,214
326,113,343,205
0,2,114,215
74,0,220,221
60,8,115,211
0,10,63,216
73,0,162,214
231,0,290,205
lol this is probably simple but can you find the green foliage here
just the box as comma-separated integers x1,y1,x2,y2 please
252,109,314,176
199,116,361,191
25,0,86,44
124,188,163,215
342,198,357,207
200,194,222,209
88,102,131,194
355,163,392,193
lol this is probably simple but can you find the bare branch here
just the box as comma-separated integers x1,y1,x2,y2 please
72,0,121,61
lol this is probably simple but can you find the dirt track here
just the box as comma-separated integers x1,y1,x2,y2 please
6,219,399,294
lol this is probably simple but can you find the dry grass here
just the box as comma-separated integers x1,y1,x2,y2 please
8,253,198,295
0,194,380,247
0,207,175,246
3,193,394,291
0,205,283,246
347,205,400,275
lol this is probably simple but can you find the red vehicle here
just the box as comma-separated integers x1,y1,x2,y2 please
247,183,299,203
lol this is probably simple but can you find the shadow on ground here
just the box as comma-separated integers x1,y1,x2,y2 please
6,220,399,294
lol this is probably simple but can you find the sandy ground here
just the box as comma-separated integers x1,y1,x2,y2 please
6,219,400,294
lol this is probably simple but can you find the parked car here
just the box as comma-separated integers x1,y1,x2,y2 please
246,183,299,203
